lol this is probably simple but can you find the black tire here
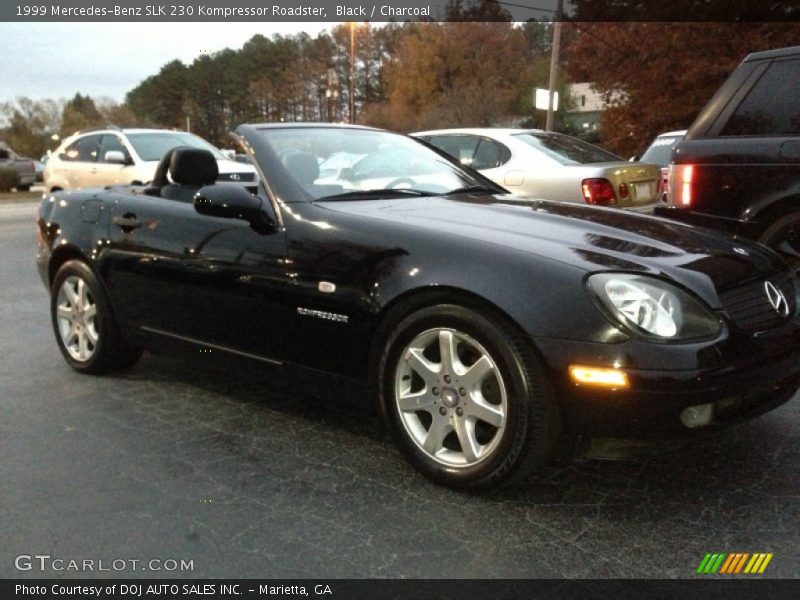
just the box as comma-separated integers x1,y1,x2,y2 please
759,213,800,272
378,304,561,490
50,260,141,374
17,185,31,192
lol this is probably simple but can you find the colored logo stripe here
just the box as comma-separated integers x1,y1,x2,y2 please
719,553,749,573
697,552,773,574
745,553,773,574
697,553,726,574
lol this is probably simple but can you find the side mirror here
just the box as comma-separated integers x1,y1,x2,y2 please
194,185,276,232
104,150,129,165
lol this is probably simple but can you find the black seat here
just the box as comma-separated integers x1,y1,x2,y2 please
159,147,219,203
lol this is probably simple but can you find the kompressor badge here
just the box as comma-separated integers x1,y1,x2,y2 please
297,307,349,324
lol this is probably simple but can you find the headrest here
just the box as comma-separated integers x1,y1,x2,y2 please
281,150,319,187
169,147,219,186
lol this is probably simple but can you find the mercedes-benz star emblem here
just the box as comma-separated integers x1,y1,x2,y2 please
764,281,790,317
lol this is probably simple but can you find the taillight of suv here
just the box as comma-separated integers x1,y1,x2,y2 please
667,164,694,207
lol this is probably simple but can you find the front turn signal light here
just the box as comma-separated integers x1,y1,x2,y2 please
568,365,629,389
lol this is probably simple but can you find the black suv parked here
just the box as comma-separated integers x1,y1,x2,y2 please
655,46,800,269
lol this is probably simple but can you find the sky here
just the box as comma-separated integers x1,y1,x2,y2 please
0,22,331,105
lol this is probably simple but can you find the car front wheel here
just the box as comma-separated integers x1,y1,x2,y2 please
51,260,141,374
378,304,561,489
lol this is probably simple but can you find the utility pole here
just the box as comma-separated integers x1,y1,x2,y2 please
349,22,356,124
545,0,563,132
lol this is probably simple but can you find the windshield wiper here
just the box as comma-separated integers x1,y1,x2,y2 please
445,185,502,195
316,188,434,201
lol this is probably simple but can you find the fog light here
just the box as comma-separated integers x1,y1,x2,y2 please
568,365,629,389
681,403,713,428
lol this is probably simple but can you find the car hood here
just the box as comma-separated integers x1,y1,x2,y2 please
318,193,786,307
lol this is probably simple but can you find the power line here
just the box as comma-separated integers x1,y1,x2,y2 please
482,0,556,15
566,21,638,59
485,2,634,60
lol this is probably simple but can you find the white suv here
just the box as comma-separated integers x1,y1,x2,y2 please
44,127,258,193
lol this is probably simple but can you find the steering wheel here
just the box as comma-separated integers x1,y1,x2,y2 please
385,177,416,190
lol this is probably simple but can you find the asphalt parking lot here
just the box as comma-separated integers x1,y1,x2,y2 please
1,201,798,579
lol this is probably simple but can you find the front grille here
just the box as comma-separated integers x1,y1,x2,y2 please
718,272,796,332
217,172,255,183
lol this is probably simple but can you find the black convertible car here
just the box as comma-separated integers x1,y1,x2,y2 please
36,123,800,489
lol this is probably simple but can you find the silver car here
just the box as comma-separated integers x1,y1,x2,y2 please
413,128,660,209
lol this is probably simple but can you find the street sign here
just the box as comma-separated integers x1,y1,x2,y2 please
535,88,558,111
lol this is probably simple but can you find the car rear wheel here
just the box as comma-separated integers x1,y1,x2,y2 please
759,212,800,272
51,260,141,374
378,304,561,489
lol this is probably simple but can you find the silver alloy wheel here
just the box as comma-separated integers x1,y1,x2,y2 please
394,328,508,467
55,275,99,362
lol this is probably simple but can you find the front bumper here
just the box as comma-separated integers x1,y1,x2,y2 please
537,326,800,438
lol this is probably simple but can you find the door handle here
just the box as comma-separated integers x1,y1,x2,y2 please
112,214,143,232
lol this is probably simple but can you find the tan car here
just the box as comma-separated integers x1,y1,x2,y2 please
413,128,660,210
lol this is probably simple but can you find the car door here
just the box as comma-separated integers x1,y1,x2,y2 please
426,134,481,169
426,134,516,189
57,134,103,190
471,137,515,187
102,190,291,363
93,134,135,187
701,56,800,219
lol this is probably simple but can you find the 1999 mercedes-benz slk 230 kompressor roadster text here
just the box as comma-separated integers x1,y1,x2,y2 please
36,123,800,489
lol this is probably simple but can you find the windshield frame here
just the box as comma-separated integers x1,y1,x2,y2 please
236,124,506,205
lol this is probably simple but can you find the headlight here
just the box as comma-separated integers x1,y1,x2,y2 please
586,273,721,340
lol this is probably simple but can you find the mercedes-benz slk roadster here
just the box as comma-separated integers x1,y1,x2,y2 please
37,123,800,489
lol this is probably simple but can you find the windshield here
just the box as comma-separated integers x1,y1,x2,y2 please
640,135,683,166
127,132,225,161
256,127,481,200
512,132,621,165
